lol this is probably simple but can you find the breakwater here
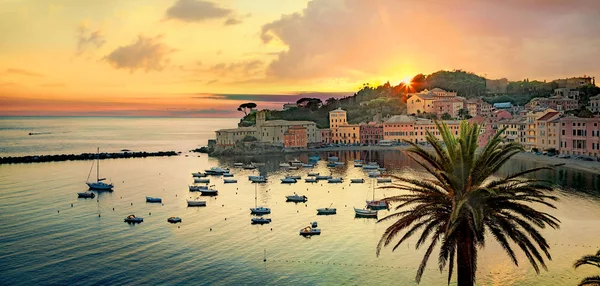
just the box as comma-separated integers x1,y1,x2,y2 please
0,151,179,164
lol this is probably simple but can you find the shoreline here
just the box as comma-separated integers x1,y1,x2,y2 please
0,150,179,164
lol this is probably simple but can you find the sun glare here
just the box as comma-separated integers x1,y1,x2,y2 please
401,76,412,85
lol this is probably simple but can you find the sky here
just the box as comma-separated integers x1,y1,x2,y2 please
1,0,599,117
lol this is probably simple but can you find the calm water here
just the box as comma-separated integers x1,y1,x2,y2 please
1,117,600,285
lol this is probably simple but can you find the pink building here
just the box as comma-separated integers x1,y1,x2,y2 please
559,116,600,158
433,98,464,118
469,110,513,147
360,122,383,145
320,129,332,145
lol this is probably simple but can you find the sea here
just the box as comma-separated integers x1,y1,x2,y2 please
1,117,599,285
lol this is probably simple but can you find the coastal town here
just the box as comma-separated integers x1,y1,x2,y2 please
214,75,600,160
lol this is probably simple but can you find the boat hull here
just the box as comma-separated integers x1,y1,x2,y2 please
350,179,365,183
146,197,162,203
187,200,206,206
251,218,272,224
77,192,95,198
354,208,378,218
316,208,337,215
250,207,271,215
87,182,113,190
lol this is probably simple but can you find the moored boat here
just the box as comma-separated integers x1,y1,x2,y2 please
289,166,298,170
377,178,392,183
351,178,365,183
334,161,345,166
243,164,256,170
354,207,378,218
124,214,143,223
234,162,244,167
250,176,267,183
86,147,114,190
368,171,381,177
167,217,182,223
378,167,386,171
301,163,314,168
194,178,210,184
366,200,389,210
191,172,206,177
327,178,343,183
146,196,162,203
354,159,363,163
199,189,218,196
189,185,208,191
289,159,303,166
328,156,339,161
286,175,301,180
251,217,272,224
223,173,234,177
187,198,206,206
299,226,321,236
286,193,307,202
250,206,271,215
280,177,297,184
316,175,332,180
224,179,237,184
77,192,95,198
362,165,378,170
279,163,290,168
305,177,317,183
317,206,336,215
326,162,336,167
307,172,319,176
204,167,229,175
354,163,363,167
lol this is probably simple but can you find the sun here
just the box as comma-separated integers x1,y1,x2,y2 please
401,76,412,85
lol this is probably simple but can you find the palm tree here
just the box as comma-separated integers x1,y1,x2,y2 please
376,121,560,286
574,249,600,286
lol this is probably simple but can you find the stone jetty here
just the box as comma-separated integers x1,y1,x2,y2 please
0,151,179,164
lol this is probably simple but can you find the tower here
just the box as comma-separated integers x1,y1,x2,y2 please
255,110,266,141
329,108,347,129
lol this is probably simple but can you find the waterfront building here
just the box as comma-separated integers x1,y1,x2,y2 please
337,124,361,144
215,127,257,147
524,109,557,151
383,115,416,142
329,108,347,129
559,116,600,157
589,94,600,114
320,128,332,144
498,117,527,144
535,111,561,151
414,119,461,143
360,122,383,145
284,126,308,149
433,98,465,118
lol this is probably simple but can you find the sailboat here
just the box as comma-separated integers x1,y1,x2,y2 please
366,177,388,210
86,147,114,190
250,183,271,215
354,178,381,218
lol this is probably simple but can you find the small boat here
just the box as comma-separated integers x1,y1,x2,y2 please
299,226,321,236
250,206,271,215
286,175,301,180
204,167,229,175
191,172,206,177
223,173,234,177
309,156,320,161
327,178,343,183
367,200,389,210
317,204,336,215
200,189,218,196
328,156,339,161
305,178,317,183
189,185,208,191
326,163,336,167
251,162,265,166
234,162,244,167
281,178,297,184
187,198,207,206
368,162,378,166
251,217,272,224
311,221,318,227
368,171,381,178
279,163,290,168
167,217,182,223
146,196,162,203
316,175,332,180
194,178,210,183
351,178,365,183
124,214,143,223
334,161,345,166
224,179,237,184
286,193,307,202
248,175,260,181
354,207,378,218
378,167,386,171
354,163,363,167
362,165,378,170
86,148,114,190
77,192,95,198
289,159,303,166
301,164,314,168
243,164,256,170
354,159,363,163
307,172,319,177
250,176,267,183
289,166,298,170
377,178,392,183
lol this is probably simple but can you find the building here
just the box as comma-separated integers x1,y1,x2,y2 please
383,115,416,142
337,124,361,144
535,112,561,151
588,94,600,114
434,98,465,118
284,125,307,148
480,101,493,117
215,110,319,147
554,76,594,89
554,88,580,100
524,109,556,151
360,122,383,145
414,119,461,143
529,96,579,112
559,116,600,158
407,92,436,115
329,108,347,129
486,78,508,94
320,129,332,144
493,102,513,110
498,117,527,145
466,99,482,117
429,88,457,98
215,127,257,147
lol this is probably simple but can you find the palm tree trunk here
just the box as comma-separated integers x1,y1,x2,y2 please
456,225,476,286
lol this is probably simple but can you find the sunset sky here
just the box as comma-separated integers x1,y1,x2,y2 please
1,0,599,117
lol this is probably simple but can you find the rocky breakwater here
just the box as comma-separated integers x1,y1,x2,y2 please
0,151,179,164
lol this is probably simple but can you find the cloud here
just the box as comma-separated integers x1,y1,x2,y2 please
76,21,106,55
6,68,43,77
209,60,264,77
165,0,244,25
40,83,66,88
104,35,176,72
192,92,351,103
260,0,600,81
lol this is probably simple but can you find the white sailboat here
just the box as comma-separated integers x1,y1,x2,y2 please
250,183,271,215
367,178,388,210
86,147,114,190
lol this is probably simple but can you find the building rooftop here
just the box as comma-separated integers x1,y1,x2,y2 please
493,102,513,108
263,120,316,127
216,126,257,132
384,115,416,124
589,94,600,100
537,112,560,121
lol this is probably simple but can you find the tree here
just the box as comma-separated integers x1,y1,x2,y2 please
574,249,600,286
441,112,452,120
242,135,258,142
237,102,257,115
458,108,470,119
376,121,559,285
367,98,387,115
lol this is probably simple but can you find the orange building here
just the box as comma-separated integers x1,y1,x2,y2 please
284,126,307,148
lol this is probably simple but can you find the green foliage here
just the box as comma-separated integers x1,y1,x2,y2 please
423,70,487,97
441,112,452,120
377,122,559,285
237,102,257,115
242,135,258,142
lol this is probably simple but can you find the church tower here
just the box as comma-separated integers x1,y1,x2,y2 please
255,110,266,141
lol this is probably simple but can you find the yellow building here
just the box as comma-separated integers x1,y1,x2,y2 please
524,108,556,150
498,117,526,144
535,111,560,151
407,92,436,115
329,108,347,129
337,124,361,144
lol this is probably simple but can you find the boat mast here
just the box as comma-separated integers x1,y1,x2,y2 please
254,182,257,208
96,147,100,182
372,178,375,201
